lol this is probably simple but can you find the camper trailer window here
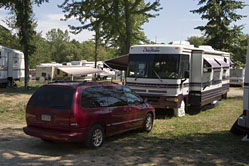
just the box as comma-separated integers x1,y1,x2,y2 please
203,60,212,73
213,70,221,84
222,69,227,79
42,73,46,77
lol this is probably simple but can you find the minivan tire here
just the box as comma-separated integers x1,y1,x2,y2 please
86,124,104,148
143,113,153,132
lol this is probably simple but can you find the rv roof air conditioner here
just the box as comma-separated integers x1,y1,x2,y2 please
172,41,191,46
199,45,214,51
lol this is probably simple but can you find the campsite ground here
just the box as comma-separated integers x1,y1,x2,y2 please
0,85,248,166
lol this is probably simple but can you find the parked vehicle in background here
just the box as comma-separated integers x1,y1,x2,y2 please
23,82,155,148
0,45,24,87
230,68,245,87
35,62,62,81
105,41,230,116
231,42,249,139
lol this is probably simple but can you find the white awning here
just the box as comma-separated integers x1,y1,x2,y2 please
57,67,103,76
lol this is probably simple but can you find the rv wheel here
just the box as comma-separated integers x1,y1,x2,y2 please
222,93,227,99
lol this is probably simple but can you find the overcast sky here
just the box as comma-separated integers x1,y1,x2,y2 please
0,0,249,44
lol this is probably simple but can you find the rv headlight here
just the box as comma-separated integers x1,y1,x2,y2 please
166,97,178,102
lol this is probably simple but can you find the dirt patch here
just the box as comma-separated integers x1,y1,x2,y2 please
227,87,243,98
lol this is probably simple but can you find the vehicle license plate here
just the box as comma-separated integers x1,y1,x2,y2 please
41,114,51,121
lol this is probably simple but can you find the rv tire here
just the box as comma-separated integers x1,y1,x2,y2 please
222,93,227,99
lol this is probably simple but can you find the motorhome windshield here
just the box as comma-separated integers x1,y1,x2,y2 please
128,54,188,79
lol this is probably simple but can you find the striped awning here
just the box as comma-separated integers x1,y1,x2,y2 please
57,66,102,76
204,57,221,69
215,58,229,68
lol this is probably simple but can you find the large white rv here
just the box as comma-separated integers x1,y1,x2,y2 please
125,41,230,116
0,45,25,87
236,42,249,137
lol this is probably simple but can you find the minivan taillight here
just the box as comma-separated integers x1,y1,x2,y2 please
243,110,247,116
70,114,78,127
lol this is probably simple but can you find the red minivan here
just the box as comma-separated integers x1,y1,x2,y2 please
23,82,155,148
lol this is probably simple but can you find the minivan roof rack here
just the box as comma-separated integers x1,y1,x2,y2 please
48,80,118,86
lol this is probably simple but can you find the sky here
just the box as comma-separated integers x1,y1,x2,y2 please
0,0,249,44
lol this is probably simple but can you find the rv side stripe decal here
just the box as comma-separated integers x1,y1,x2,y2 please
190,80,222,87
126,82,189,88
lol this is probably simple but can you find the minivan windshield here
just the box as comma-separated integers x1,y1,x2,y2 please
28,86,75,109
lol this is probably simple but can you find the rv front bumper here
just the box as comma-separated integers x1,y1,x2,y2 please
137,94,183,109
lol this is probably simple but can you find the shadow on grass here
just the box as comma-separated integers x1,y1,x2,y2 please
155,108,174,119
227,96,243,100
0,85,40,96
1,128,249,166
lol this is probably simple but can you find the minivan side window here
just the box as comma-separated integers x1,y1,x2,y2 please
81,87,109,108
107,86,128,107
123,87,143,105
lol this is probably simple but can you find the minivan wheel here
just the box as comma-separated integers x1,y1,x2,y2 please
87,124,104,148
143,113,153,132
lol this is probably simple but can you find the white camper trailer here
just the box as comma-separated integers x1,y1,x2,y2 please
0,45,25,87
230,68,245,86
35,62,62,81
236,42,249,136
125,42,230,116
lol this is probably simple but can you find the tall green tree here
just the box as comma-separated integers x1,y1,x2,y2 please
60,0,161,56
0,25,19,49
46,28,70,62
187,36,207,47
191,0,246,50
29,32,52,68
0,0,49,88
230,33,249,67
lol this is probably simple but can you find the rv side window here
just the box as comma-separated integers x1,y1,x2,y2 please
203,60,212,73
179,54,189,78
41,73,46,77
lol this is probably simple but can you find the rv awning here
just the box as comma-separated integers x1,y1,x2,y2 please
204,57,221,69
57,67,102,76
104,55,129,71
215,58,230,68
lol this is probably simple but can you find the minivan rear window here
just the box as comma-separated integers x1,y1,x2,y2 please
28,86,75,109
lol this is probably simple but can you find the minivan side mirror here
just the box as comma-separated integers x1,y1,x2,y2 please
143,98,148,103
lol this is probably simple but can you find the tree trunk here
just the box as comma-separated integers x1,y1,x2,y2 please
24,41,29,89
124,0,131,55
94,27,99,81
